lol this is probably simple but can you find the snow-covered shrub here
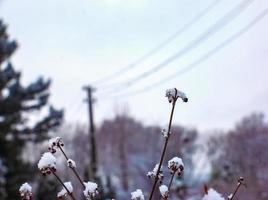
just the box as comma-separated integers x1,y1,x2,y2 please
131,189,145,200
37,152,57,175
83,181,98,199
19,183,32,200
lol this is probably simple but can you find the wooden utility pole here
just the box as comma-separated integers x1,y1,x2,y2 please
83,85,98,181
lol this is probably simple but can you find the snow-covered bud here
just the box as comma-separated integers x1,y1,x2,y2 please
19,183,32,200
147,164,164,182
48,137,64,153
67,159,76,169
168,157,184,174
202,188,224,200
159,185,169,199
161,128,170,138
131,189,145,200
57,182,73,199
166,88,188,103
83,181,98,199
37,152,56,176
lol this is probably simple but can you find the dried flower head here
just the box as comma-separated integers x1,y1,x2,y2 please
147,163,164,182
37,152,56,175
168,157,184,174
48,137,64,153
19,182,32,200
67,159,76,169
83,181,98,199
159,184,169,199
161,128,171,138
131,189,145,200
57,182,73,199
166,88,188,103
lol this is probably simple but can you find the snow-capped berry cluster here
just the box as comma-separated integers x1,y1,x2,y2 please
19,183,32,200
131,189,145,200
168,157,184,175
48,137,64,153
57,182,73,198
159,184,169,199
83,181,98,199
37,152,57,175
161,128,171,138
165,88,188,103
67,159,76,169
147,163,164,182
202,188,225,200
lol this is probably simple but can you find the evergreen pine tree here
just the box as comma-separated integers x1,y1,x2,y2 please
0,19,63,200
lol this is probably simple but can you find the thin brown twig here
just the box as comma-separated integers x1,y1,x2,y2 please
228,177,246,200
51,170,76,200
58,145,85,189
148,94,178,200
168,173,175,191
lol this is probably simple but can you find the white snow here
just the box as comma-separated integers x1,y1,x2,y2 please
166,88,188,103
131,189,145,200
168,157,184,173
37,152,56,175
202,188,225,200
57,182,73,197
161,128,170,138
147,163,164,181
159,184,169,198
67,159,76,169
83,181,98,199
19,182,32,199
48,137,63,153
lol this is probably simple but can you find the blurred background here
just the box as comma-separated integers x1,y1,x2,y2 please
0,0,268,199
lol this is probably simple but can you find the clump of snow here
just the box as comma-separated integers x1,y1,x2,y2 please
227,193,233,200
57,182,73,198
166,88,188,103
37,152,56,175
83,181,98,199
147,163,164,181
48,137,64,153
67,159,76,169
161,128,171,138
19,182,32,200
168,157,184,174
202,188,225,200
131,189,145,200
159,184,169,198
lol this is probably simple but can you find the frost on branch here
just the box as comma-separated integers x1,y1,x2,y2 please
48,137,64,153
19,182,32,200
131,189,145,200
202,188,225,200
83,181,98,199
161,128,170,138
147,163,164,182
165,88,188,103
159,184,169,199
37,152,56,175
67,159,76,169
168,157,184,175
57,182,73,199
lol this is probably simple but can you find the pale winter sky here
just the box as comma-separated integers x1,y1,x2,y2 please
0,0,268,132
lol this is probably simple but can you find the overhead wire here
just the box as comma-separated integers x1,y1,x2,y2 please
97,0,255,95
91,0,220,86
105,9,268,99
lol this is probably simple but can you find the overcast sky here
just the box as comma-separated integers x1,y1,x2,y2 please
1,0,268,132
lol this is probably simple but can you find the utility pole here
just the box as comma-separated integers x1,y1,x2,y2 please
83,85,98,181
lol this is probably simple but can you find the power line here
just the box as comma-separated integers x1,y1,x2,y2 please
98,0,254,95
91,0,220,86
106,9,268,99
